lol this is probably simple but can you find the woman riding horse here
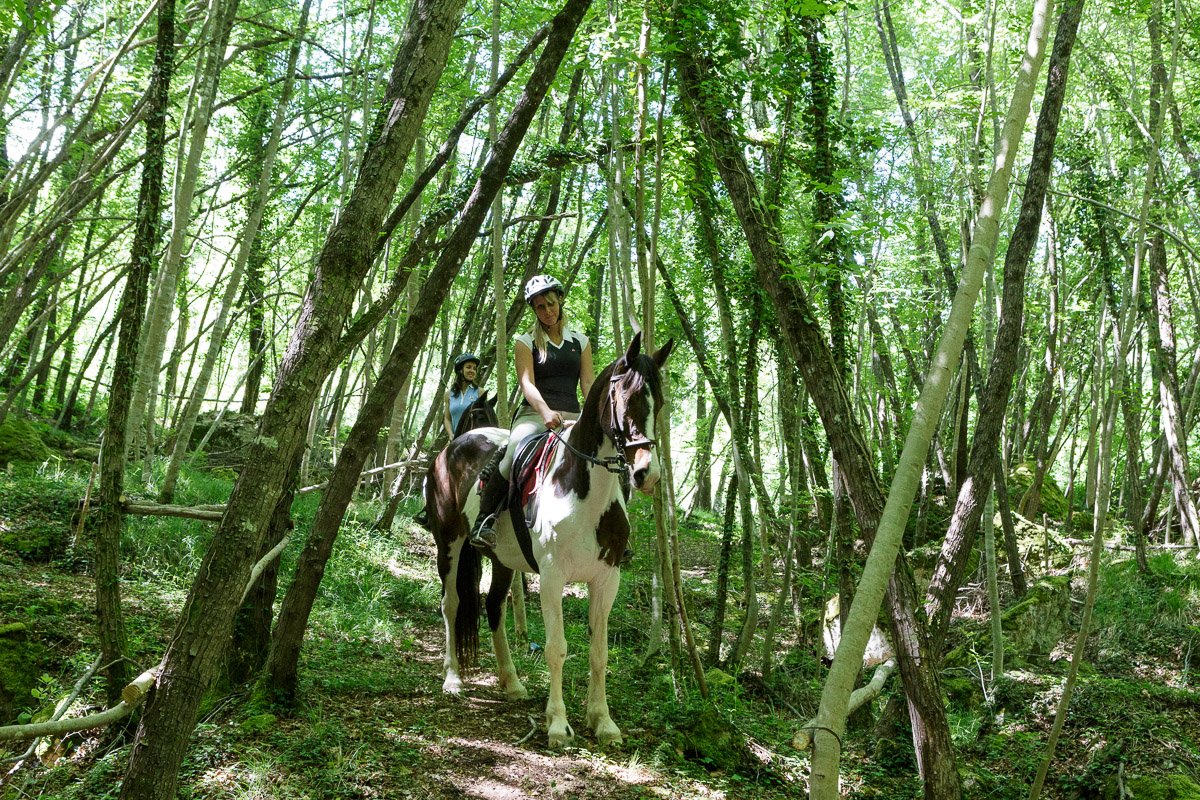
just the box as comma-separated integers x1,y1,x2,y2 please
444,352,483,438
470,274,595,548
426,328,672,748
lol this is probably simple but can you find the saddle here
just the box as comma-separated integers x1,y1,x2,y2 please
508,429,559,515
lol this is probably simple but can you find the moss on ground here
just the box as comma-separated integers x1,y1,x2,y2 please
0,417,51,466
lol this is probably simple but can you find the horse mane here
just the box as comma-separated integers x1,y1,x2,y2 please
453,391,498,438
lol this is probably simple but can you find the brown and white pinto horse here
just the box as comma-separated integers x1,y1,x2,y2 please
425,332,673,747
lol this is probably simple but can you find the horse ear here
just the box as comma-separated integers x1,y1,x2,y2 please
652,337,674,367
488,393,498,408
623,331,643,364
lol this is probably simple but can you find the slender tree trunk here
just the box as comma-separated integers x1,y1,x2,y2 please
994,454,1028,598
708,469,737,665
93,0,176,709
224,452,302,687
157,0,311,502
128,0,241,460
238,49,273,417
1145,2,1199,548
676,0,1053,793
925,0,1084,648
1029,313,1117,800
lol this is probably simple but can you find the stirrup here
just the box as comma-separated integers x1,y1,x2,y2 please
470,515,498,548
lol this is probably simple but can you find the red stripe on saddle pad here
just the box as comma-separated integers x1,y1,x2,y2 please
519,434,560,510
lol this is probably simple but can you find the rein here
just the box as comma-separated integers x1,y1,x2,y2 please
548,428,626,474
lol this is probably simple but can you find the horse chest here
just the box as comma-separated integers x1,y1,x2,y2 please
529,484,626,576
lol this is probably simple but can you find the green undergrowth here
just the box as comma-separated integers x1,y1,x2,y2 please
3,455,1200,798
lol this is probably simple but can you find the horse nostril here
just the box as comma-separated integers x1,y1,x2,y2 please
636,469,662,492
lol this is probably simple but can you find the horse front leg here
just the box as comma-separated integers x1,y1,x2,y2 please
540,572,573,747
440,537,465,694
586,570,622,746
486,560,527,700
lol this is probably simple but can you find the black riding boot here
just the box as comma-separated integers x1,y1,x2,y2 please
469,450,508,548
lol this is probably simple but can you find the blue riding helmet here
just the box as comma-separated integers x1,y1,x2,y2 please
454,352,479,371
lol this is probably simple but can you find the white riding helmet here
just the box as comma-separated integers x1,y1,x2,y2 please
524,274,564,305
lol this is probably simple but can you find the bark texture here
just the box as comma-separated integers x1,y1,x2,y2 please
93,0,176,708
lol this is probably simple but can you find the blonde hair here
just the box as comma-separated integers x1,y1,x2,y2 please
530,294,567,364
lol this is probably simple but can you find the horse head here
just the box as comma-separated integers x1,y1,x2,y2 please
454,391,500,437
603,331,674,493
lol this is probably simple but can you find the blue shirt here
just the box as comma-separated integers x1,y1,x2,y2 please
448,385,481,433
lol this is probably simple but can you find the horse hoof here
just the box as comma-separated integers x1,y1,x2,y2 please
547,721,574,748
595,723,623,747
504,682,529,700
442,676,464,694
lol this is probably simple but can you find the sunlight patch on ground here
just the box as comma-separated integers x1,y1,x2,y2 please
386,556,435,583
198,762,276,799
441,735,669,798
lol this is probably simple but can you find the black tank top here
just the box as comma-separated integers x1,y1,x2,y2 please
519,329,585,413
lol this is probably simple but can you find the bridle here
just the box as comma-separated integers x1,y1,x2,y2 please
606,371,656,454
547,370,657,475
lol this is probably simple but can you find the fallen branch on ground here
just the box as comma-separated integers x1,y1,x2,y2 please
298,459,426,494
0,663,160,743
122,501,224,521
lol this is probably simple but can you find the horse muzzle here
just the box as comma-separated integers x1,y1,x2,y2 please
627,444,659,493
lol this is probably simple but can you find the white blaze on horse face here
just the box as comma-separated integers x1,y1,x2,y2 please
631,393,659,493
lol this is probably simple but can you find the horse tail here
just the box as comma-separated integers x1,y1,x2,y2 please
455,537,483,670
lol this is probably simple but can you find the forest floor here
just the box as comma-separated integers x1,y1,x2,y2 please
2,458,1200,799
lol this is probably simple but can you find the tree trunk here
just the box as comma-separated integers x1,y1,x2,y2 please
994,454,1028,598
1029,312,1117,800
224,455,301,688
1145,3,1199,548
93,0,176,710
925,0,1084,648
707,468,737,666
157,0,311,503
128,0,241,460
676,0,1054,792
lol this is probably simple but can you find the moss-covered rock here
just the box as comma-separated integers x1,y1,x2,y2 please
239,712,278,736
183,411,260,468
1009,462,1071,522
1001,576,1071,660
942,674,984,709
670,702,756,773
704,667,738,703
0,417,51,466
0,623,52,724
1102,774,1200,800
